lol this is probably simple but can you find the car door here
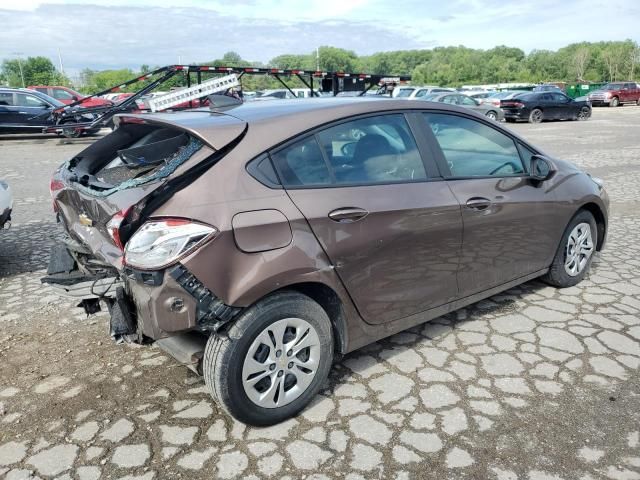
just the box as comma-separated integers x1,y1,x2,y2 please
420,111,564,297
14,93,53,127
0,92,20,127
551,93,573,118
537,93,559,119
270,112,463,325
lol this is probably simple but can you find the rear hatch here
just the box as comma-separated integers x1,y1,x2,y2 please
51,110,247,269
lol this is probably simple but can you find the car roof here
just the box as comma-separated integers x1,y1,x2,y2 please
117,97,504,153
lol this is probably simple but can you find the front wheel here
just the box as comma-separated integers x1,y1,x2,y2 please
542,210,597,288
203,291,334,426
577,106,591,121
610,96,619,107
529,108,543,123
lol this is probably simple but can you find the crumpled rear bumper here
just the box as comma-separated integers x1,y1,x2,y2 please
42,243,241,342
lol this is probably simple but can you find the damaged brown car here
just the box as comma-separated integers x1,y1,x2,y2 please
44,97,609,425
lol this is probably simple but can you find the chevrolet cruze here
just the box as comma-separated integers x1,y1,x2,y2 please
45,97,608,425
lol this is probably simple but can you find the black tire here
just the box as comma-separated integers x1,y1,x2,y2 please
636,98,640,106
542,210,597,288
610,96,619,107
529,108,544,123
203,291,333,426
485,110,498,121
577,106,591,121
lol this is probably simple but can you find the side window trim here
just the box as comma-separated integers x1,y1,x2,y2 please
313,132,337,184
416,110,534,179
405,112,443,179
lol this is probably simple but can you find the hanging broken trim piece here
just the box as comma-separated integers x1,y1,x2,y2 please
148,74,240,112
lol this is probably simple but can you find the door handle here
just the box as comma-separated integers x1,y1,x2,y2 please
465,197,492,211
328,207,369,223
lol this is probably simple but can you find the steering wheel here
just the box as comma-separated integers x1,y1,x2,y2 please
489,161,519,175
341,142,356,157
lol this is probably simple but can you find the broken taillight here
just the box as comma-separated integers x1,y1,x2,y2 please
50,178,64,212
107,208,131,251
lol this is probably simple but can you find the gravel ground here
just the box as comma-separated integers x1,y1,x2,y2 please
1,107,639,480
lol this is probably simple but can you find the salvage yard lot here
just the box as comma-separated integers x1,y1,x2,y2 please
1,106,640,479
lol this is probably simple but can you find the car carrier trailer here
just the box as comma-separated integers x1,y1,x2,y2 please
43,65,411,137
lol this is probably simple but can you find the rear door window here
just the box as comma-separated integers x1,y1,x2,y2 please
317,114,426,184
424,113,525,177
271,114,427,187
0,92,14,106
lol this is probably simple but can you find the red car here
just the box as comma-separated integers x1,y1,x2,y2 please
27,86,112,108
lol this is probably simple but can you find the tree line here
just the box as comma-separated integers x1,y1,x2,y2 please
2,40,638,94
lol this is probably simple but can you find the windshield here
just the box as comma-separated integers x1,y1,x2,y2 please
603,83,624,90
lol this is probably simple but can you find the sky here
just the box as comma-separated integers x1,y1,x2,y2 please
0,0,638,77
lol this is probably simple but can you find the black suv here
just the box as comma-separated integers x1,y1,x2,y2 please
0,87,98,135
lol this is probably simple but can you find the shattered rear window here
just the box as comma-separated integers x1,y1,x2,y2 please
70,124,204,197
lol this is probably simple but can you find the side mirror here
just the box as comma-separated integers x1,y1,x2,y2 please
72,95,79,101
42,103,51,109
529,155,555,182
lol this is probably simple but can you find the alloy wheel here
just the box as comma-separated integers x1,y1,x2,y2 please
486,111,497,120
530,109,543,123
564,222,594,276
242,318,320,408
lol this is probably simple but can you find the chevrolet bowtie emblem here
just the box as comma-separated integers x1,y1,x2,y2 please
78,213,93,227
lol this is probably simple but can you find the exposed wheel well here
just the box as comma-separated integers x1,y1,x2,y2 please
580,203,606,251
279,282,348,355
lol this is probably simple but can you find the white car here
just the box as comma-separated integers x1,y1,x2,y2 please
0,180,12,229
403,86,455,99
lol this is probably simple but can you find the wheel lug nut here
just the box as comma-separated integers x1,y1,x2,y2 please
286,350,292,357
269,364,276,371
277,370,284,377
276,350,282,357
288,362,293,369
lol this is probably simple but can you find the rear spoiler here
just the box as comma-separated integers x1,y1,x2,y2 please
113,110,247,151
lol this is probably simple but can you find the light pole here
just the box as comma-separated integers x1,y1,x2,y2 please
12,52,25,88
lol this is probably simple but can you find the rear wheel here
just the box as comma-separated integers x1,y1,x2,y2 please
542,210,597,288
529,108,544,123
485,110,498,121
203,291,333,426
636,98,640,106
610,96,619,107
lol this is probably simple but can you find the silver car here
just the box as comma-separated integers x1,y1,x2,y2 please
419,92,505,121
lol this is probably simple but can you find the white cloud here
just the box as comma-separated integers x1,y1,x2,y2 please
0,0,638,74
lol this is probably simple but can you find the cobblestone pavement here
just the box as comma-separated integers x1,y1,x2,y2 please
1,107,640,480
